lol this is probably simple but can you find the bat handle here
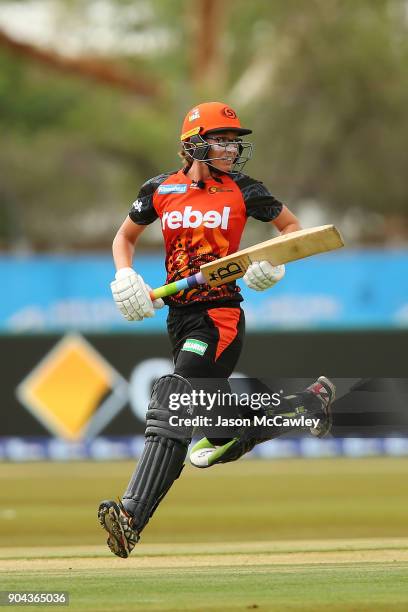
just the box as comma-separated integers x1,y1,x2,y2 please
149,272,206,300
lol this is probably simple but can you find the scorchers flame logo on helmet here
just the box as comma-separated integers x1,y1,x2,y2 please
223,107,237,119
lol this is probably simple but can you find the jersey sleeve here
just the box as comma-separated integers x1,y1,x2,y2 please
128,173,171,225
234,174,283,222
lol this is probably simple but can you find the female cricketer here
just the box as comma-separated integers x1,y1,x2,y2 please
98,102,335,558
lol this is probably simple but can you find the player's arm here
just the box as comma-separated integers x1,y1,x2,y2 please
238,177,296,291
111,180,165,321
271,205,301,235
112,216,146,270
245,205,300,291
235,174,301,235
111,217,164,322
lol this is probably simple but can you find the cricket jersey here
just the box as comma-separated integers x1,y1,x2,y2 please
128,168,283,308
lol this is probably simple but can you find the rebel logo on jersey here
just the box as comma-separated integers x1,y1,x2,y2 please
162,206,231,230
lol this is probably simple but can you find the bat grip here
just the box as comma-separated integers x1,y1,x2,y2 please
150,271,206,300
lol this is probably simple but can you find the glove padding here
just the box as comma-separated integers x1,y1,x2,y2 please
111,267,164,321
243,261,285,291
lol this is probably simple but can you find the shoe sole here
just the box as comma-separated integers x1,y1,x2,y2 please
98,501,129,558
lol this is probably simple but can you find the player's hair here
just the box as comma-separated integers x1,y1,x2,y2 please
178,146,193,168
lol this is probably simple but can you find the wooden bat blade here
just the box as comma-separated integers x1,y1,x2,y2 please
200,225,344,287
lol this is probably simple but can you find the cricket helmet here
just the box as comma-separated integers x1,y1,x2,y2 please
180,101,253,172
180,102,252,141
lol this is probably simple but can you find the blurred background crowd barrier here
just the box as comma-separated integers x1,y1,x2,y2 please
1,251,408,331
0,0,407,460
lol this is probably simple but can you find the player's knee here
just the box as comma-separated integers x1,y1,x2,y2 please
145,374,193,444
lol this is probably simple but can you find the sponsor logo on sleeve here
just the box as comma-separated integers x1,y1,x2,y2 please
132,199,143,212
157,184,188,194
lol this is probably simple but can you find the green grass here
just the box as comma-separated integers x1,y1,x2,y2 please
1,457,408,610
4,564,408,611
1,458,408,546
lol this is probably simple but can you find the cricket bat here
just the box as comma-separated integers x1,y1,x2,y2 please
149,224,344,300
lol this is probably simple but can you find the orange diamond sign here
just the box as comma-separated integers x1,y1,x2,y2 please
17,334,128,440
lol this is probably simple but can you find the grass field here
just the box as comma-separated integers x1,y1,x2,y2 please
1,457,408,610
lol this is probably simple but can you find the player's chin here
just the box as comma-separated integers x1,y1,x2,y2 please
213,159,234,172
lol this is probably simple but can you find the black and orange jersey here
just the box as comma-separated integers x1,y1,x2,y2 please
129,168,283,308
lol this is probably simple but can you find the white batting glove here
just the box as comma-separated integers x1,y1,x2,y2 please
243,261,285,292
111,267,164,322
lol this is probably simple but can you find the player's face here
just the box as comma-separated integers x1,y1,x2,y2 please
205,131,242,173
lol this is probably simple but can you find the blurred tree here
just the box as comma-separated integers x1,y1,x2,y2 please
0,0,407,250
0,29,158,95
239,0,408,220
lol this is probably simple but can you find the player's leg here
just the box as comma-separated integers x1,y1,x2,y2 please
169,306,245,380
98,373,193,558
98,305,245,558
171,306,246,445
190,376,336,467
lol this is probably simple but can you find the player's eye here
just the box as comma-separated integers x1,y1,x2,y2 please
208,137,242,145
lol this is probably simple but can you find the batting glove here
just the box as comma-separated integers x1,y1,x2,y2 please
111,267,164,322
243,261,285,292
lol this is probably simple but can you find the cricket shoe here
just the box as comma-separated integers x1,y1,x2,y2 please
98,499,139,558
307,376,336,437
